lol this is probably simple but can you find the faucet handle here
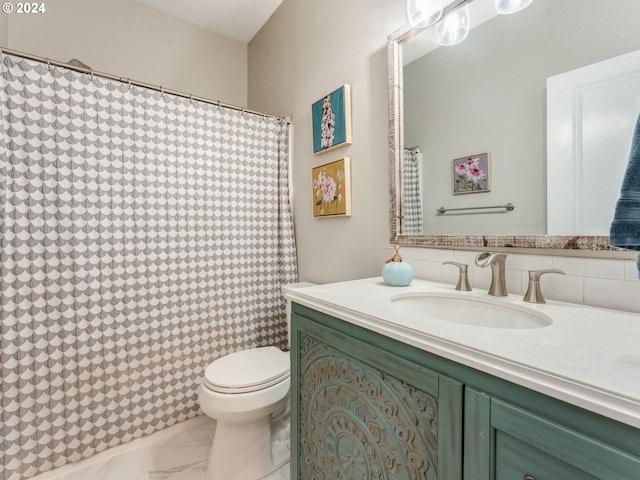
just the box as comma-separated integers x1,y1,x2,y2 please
523,269,565,304
442,261,472,291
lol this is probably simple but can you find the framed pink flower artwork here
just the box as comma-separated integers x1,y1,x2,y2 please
452,153,491,194
311,85,352,155
312,157,352,217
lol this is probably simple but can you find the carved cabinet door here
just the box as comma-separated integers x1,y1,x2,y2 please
291,308,463,480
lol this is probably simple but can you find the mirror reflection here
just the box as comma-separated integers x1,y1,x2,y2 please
399,0,640,237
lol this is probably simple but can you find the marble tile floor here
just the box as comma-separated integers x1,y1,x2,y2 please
30,415,290,480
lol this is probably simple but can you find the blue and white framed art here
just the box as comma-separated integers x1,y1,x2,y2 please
312,84,352,155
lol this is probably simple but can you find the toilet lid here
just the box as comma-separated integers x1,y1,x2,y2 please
204,346,290,393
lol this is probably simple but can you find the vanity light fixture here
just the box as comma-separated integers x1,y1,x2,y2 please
406,0,443,27
495,0,534,15
435,4,470,46
409,0,535,47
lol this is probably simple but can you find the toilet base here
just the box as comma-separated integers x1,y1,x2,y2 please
206,417,274,480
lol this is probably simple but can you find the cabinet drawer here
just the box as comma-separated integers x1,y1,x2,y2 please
496,431,597,479
492,399,640,480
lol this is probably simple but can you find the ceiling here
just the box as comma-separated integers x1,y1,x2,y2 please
135,0,284,44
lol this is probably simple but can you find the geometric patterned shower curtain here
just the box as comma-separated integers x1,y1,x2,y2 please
401,147,423,234
0,53,298,480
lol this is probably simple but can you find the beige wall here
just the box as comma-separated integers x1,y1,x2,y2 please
0,0,247,105
248,0,406,283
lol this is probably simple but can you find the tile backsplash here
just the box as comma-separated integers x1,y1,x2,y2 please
402,248,640,314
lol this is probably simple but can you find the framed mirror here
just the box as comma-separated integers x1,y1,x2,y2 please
388,0,640,254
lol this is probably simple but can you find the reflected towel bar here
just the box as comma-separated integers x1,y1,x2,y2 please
436,203,515,215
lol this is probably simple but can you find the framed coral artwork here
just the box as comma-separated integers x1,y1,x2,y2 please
311,84,352,154
312,157,352,217
452,153,491,194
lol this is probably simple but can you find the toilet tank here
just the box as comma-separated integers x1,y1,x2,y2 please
282,282,316,348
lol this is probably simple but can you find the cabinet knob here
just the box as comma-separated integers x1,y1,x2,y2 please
523,475,537,480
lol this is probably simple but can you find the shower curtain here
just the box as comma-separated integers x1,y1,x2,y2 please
0,53,298,480
402,147,424,234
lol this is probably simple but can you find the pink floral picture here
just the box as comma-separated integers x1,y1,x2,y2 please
311,85,352,155
312,158,352,217
452,153,491,194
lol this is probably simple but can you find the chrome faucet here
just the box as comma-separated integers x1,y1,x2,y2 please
475,252,508,296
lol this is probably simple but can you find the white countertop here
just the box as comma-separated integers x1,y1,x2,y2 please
285,277,640,429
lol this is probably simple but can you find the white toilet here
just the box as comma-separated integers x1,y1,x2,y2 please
198,282,315,480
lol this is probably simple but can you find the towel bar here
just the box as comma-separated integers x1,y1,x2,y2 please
436,202,515,215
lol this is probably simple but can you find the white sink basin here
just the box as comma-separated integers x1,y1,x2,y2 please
390,292,552,329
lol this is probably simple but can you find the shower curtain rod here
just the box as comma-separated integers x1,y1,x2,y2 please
0,46,290,124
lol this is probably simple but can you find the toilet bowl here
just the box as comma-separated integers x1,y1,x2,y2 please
199,346,290,480
198,282,315,480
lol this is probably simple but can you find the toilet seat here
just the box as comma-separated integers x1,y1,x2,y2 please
203,346,290,394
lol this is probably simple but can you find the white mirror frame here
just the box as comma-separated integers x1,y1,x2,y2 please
387,1,623,256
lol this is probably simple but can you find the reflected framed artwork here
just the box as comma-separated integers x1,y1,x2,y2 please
312,157,352,217
312,84,352,154
452,153,491,194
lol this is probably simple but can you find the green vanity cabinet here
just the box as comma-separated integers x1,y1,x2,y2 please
290,303,640,480
290,304,464,479
465,390,640,480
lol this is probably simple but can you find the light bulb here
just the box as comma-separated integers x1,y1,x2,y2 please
407,0,443,28
495,0,534,15
435,5,470,46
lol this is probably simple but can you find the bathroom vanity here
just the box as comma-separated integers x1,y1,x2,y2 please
285,279,640,479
